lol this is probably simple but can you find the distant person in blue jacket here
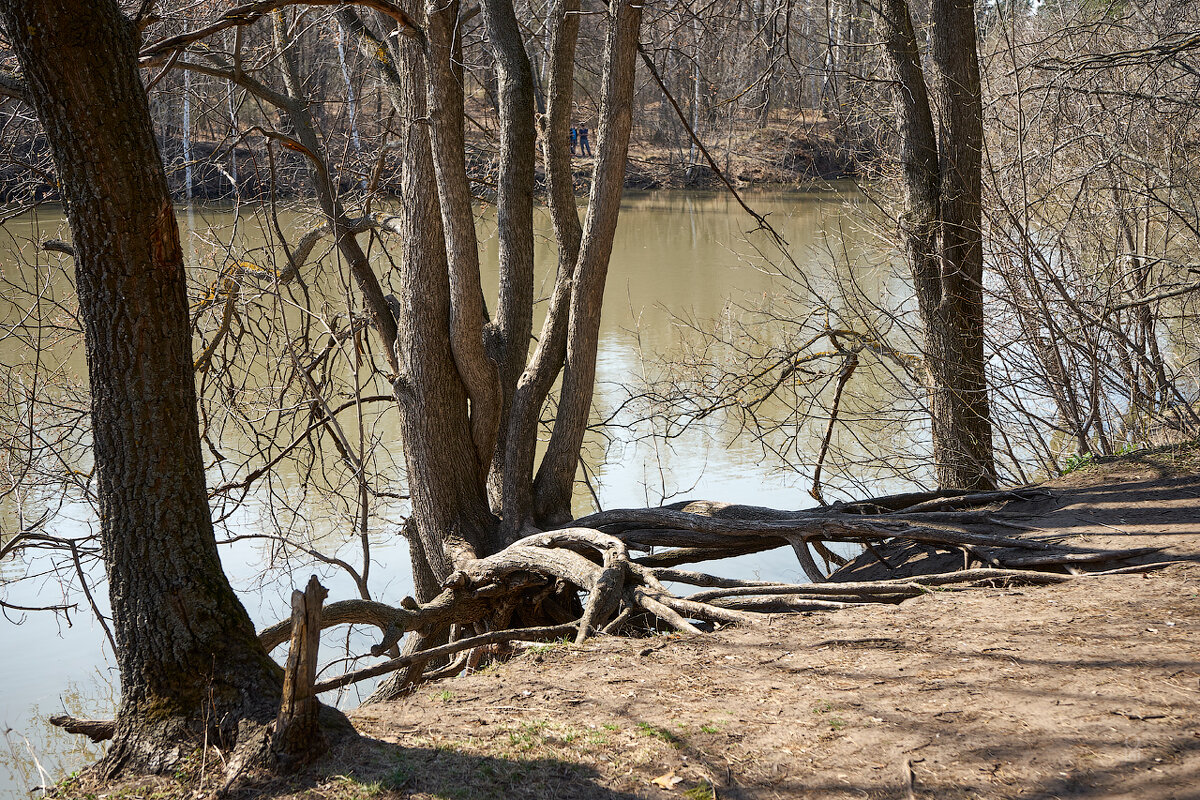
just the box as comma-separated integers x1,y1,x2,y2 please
569,126,577,155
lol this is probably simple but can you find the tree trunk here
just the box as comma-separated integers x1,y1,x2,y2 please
879,0,996,490
389,10,501,577
533,0,645,523
272,0,640,591
481,0,537,510
0,0,287,774
500,0,583,539
424,0,504,479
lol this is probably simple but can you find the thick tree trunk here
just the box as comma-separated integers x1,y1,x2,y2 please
331,10,505,579
389,11,502,574
925,0,993,490
880,0,996,491
424,0,504,477
0,0,285,774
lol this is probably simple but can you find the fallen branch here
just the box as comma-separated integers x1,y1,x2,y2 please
311,623,577,694
991,546,1161,568
49,715,114,742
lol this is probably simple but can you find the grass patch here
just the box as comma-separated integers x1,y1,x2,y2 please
507,720,549,752
525,637,573,656
322,774,387,799
636,722,681,747
380,762,411,791
1059,452,1095,475
812,701,848,730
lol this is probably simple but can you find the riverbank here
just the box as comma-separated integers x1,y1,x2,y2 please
51,441,1200,799
0,113,863,203
573,113,862,192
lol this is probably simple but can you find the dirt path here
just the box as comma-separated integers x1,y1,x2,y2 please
66,445,1200,800
336,446,1200,800
339,567,1198,800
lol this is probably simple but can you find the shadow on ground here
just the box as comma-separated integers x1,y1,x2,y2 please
237,734,646,800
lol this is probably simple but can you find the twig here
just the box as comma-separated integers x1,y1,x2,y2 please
902,757,917,800
635,45,797,268
69,541,117,656
311,624,577,693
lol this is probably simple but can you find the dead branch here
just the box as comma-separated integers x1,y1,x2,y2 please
49,715,115,742
140,0,423,65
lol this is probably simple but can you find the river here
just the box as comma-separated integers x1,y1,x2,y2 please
0,187,902,795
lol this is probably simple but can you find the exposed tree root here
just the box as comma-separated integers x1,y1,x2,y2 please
246,490,1171,698
51,491,1168,734
52,488,1170,751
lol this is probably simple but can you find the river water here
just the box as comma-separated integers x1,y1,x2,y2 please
0,187,899,795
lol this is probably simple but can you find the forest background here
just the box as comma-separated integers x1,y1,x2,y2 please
1,0,1200,788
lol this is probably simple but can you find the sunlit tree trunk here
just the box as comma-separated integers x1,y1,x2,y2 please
0,0,287,773
879,0,996,490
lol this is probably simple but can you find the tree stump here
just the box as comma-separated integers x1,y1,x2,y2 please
273,575,328,766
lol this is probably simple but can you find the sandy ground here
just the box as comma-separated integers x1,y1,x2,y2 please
337,567,1199,800
62,444,1200,800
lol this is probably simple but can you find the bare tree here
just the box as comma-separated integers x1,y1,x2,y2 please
876,0,996,490
0,0,314,773
978,0,1200,467
0,0,1180,783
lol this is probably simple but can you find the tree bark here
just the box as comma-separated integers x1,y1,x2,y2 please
388,10,502,572
480,0,538,509
424,0,504,476
499,0,583,538
879,0,996,490
534,0,645,523
0,0,285,773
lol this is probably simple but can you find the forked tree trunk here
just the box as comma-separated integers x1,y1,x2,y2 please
185,0,642,610
500,0,583,539
388,10,500,585
0,0,285,773
879,0,996,491
337,0,643,565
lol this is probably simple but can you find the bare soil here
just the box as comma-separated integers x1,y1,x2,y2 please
64,443,1200,800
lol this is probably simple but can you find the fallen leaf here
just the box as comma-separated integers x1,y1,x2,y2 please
651,771,684,790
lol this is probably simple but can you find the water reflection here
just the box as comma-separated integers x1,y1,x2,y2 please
0,187,897,796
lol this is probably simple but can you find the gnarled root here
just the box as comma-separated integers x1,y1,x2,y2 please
249,491,1171,699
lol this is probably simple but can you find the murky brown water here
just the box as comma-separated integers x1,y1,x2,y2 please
0,187,897,795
